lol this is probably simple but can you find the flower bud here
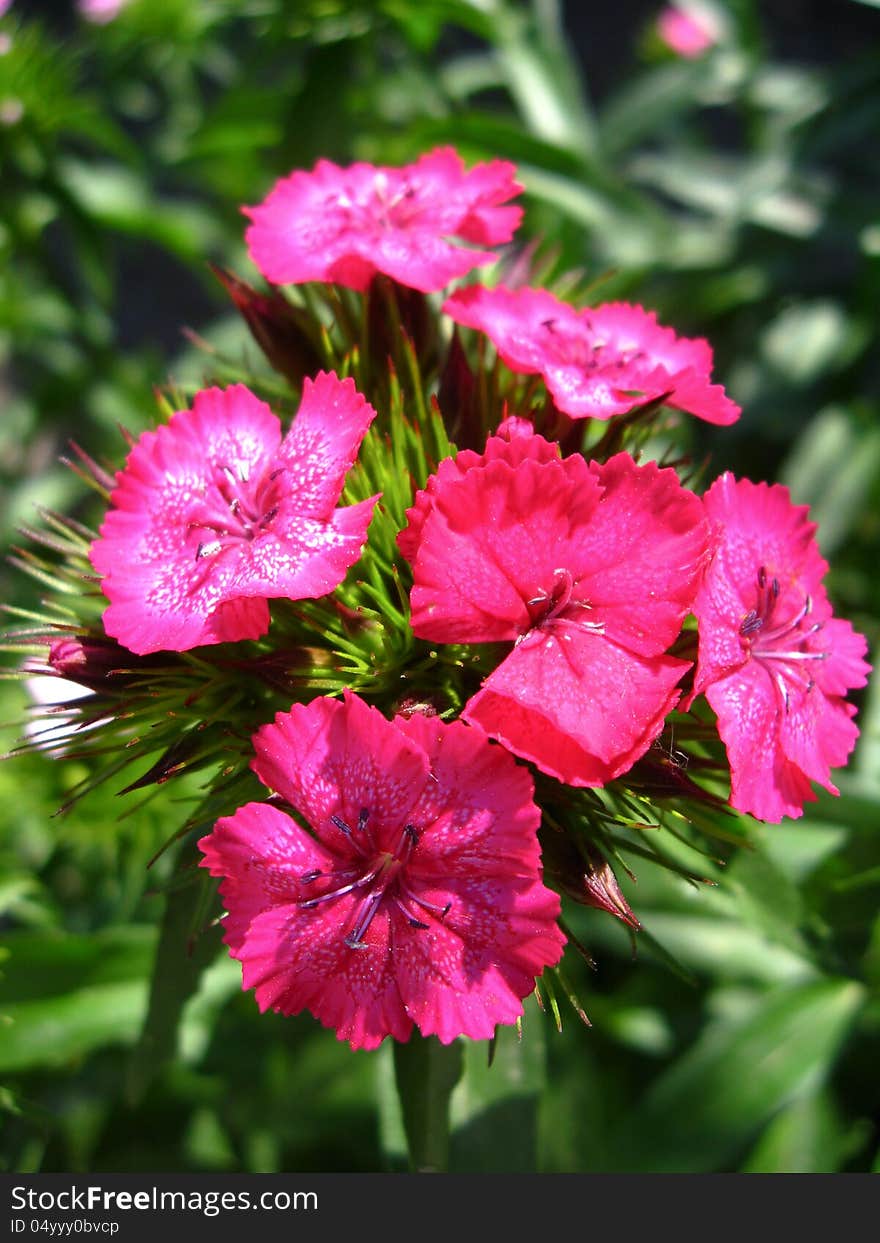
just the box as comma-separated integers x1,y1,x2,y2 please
210,265,323,388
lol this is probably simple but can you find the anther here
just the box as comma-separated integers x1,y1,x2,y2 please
740,609,762,636
393,897,430,929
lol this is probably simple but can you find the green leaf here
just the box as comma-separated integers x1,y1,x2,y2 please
0,981,149,1073
0,926,155,1002
741,1091,867,1172
762,303,864,385
56,159,222,262
604,978,865,1171
631,912,818,984
492,0,598,159
780,407,880,557
722,843,811,959
0,926,155,1071
599,61,718,155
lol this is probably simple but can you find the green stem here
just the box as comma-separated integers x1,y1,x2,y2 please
393,1034,463,1172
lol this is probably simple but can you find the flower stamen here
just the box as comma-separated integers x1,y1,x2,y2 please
299,815,448,950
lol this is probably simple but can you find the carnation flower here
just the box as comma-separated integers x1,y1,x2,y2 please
401,437,710,785
198,692,564,1050
443,286,740,425
244,147,523,294
689,474,871,822
90,374,378,655
396,415,559,564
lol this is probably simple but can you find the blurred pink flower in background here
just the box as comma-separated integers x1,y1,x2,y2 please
244,148,523,293
444,286,740,425
77,0,130,24
656,5,719,58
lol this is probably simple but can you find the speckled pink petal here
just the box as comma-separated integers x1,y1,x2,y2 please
237,901,412,1050
394,872,564,1043
701,475,827,598
693,473,871,820
370,230,494,293
394,712,542,874
276,372,378,516
227,499,378,601
250,693,430,853
97,569,270,655
444,285,577,374
706,664,817,822
199,693,562,1050
199,801,341,953
444,286,740,424
90,378,377,655
577,453,710,657
812,618,871,698
542,363,661,419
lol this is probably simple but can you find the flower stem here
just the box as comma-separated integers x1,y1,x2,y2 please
393,1034,463,1172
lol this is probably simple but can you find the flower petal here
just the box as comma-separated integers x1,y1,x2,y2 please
251,693,430,853
464,623,689,786
199,801,340,953
394,712,542,875
275,372,378,516
394,872,564,1043
444,286,740,424
409,455,603,644
236,902,412,1050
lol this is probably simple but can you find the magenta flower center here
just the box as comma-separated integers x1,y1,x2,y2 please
540,317,648,377
523,567,604,638
299,809,451,950
190,464,286,561
739,565,828,709
333,173,421,233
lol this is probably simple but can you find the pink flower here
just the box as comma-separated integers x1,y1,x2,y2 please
78,0,129,23
90,374,378,655
397,415,559,564
657,6,718,58
401,436,710,786
243,147,523,294
689,474,871,822
443,286,740,425
198,692,564,1050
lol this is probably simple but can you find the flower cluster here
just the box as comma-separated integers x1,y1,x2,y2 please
18,147,870,1052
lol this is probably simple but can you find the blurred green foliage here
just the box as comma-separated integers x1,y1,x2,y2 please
1,0,878,1172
